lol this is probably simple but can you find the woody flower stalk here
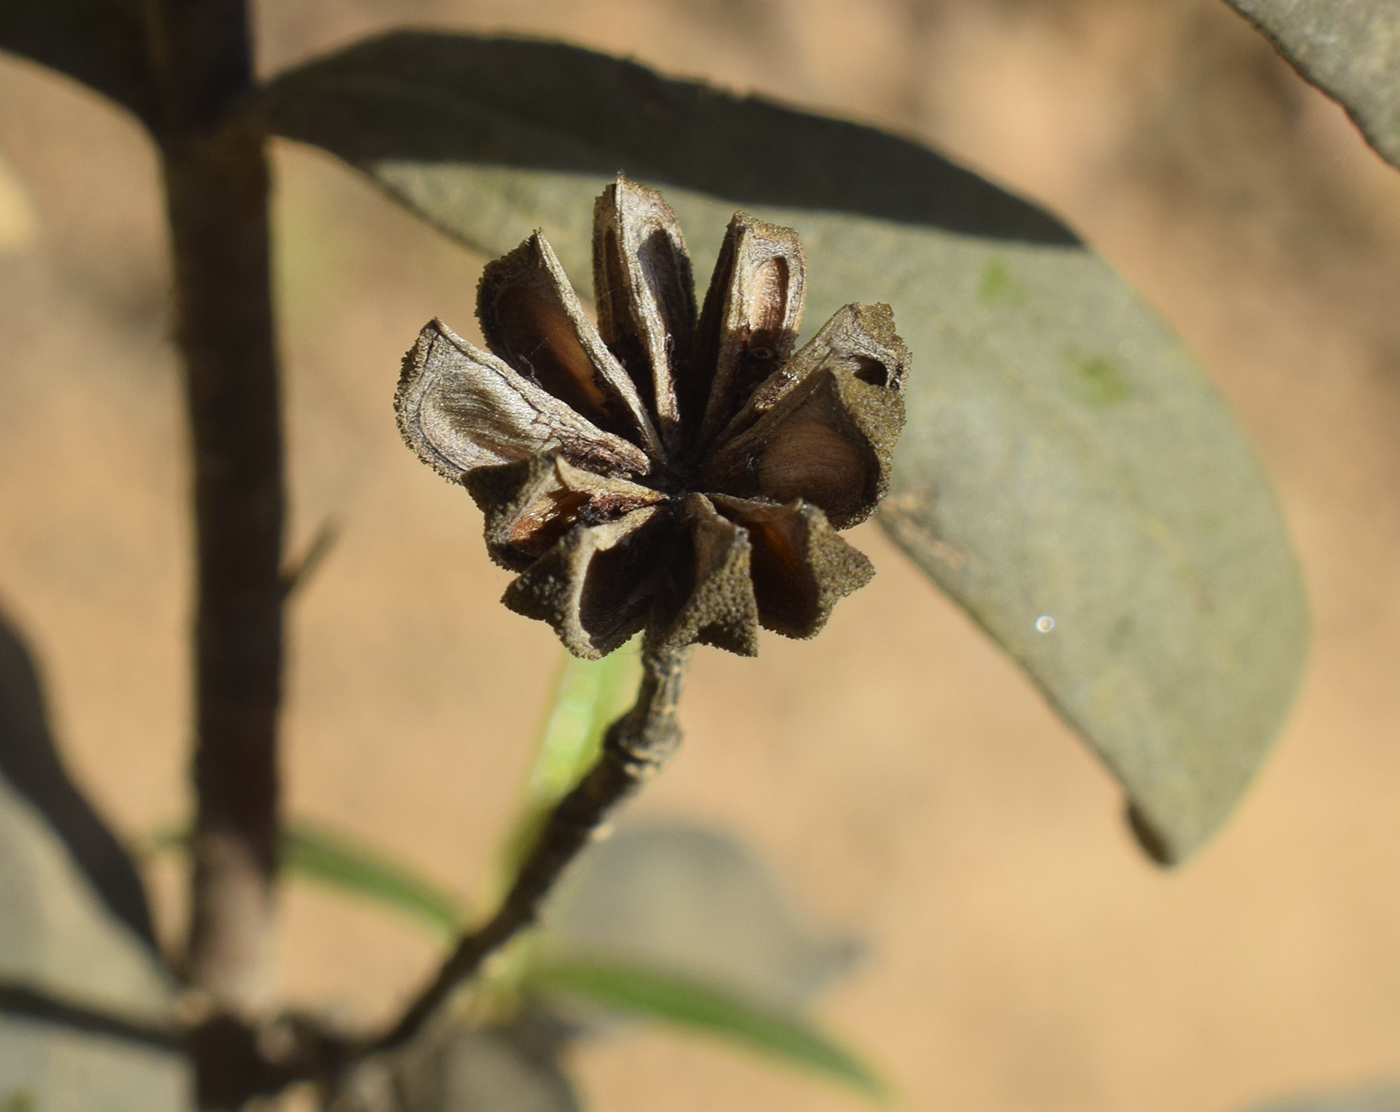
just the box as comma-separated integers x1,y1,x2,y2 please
380,177,908,1047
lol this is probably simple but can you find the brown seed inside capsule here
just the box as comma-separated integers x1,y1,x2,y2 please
507,487,593,558
757,416,866,510
496,288,613,422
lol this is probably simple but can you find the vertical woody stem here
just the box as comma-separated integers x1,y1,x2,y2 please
147,0,284,1015
169,133,282,1011
376,643,691,1051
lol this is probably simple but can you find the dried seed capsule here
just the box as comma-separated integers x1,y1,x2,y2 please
396,177,909,658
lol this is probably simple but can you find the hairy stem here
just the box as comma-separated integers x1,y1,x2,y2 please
147,0,284,1016
376,643,691,1051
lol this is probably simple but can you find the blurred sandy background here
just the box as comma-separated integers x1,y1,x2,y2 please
4,0,1400,1109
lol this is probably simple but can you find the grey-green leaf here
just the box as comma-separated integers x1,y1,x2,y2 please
522,958,885,1099
0,771,188,1109
0,612,155,948
332,1017,581,1112
879,240,1308,865
1245,1082,1400,1112
0,0,154,124
258,33,1307,863
539,824,859,1011
1223,1,1400,170
0,611,187,1109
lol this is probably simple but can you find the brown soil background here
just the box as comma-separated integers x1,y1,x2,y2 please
4,1,1400,1109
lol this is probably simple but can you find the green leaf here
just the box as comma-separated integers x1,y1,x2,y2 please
0,0,154,124
525,642,639,812
147,820,467,937
258,33,1307,863
1223,1,1400,171
487,642,639,900
522,957,886,1099
280,821,467,937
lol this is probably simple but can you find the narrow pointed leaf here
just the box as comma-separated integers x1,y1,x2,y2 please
522,957,886,1099
280,822,467,936
526,643,640,808
257,33,1307,862
1223,1,1400,171
148,821,467,937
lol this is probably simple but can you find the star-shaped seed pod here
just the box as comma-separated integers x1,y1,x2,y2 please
395,178,909,660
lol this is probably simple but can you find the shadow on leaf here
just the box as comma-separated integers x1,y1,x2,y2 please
258,31,1077,246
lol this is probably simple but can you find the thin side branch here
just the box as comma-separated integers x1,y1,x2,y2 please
281,518,340,600
374,642,692,1052
0,981,182,1054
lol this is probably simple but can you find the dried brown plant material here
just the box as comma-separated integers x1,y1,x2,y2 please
396,178,908,658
